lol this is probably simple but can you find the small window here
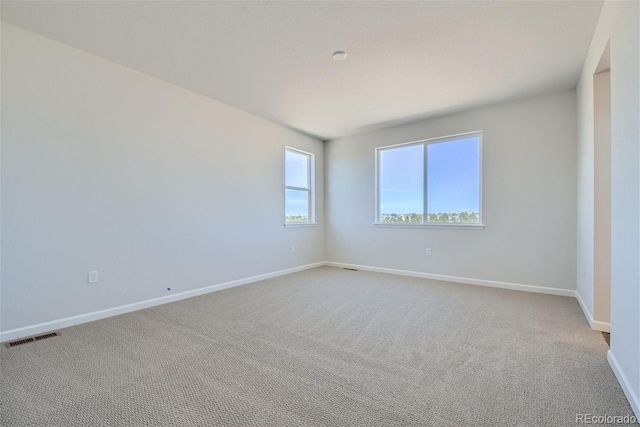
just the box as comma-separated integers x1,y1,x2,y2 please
376,132,482,226
285,147,315,224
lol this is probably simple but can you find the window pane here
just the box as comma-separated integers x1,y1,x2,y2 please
285,150,308,189
285,189,309,222
379,144,424,223
427,137,480,223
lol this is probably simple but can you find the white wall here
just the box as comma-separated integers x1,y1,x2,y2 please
325,91,577,292
593,70,611,328
0,24,325,338
577,0,640,417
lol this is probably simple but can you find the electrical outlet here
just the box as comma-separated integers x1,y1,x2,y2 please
291,245,296,253
88,270,99,284
425,248,432,256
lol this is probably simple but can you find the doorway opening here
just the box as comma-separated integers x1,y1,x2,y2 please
593,41,611,333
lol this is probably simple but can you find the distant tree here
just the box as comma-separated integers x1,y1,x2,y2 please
409,213,422,223
286,215,308,223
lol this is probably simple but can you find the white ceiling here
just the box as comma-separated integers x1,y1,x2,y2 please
1,1,603,140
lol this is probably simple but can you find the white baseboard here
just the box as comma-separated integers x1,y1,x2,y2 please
575,291,611,332
0,261,599,342
576,291,595,326
0,262,324,343
325,262,576,297
608,350,640,419
591,320,611,333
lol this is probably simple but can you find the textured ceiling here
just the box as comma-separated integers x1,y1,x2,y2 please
1,1,603,140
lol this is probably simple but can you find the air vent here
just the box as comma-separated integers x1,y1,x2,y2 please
5,331,60,348
344,268,358,271
33,332,59,341
5,337,34,348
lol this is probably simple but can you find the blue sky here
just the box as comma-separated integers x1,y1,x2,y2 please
379,137,480,215
286,189,309,217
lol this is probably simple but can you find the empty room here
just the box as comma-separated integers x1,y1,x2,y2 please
1,1,639,426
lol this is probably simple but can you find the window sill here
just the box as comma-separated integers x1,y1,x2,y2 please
373,223,484,229
284,222,318,228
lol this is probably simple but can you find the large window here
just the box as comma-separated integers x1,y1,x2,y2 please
376,132,482,226
285,147,315,224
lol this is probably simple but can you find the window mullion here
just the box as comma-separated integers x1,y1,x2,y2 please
307,155,312,221
376,149,380,223
423,143,428,224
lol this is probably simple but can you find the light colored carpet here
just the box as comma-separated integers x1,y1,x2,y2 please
1,266,636,426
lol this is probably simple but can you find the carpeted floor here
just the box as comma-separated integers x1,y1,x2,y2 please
1,266,636,426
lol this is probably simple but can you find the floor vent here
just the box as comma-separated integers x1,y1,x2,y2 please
344,268,359,271
5,332,60,348
33,332,60,341
5,337,35,348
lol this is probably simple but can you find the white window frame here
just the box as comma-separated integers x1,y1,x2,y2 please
285,147,316,226
375,131,483,228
